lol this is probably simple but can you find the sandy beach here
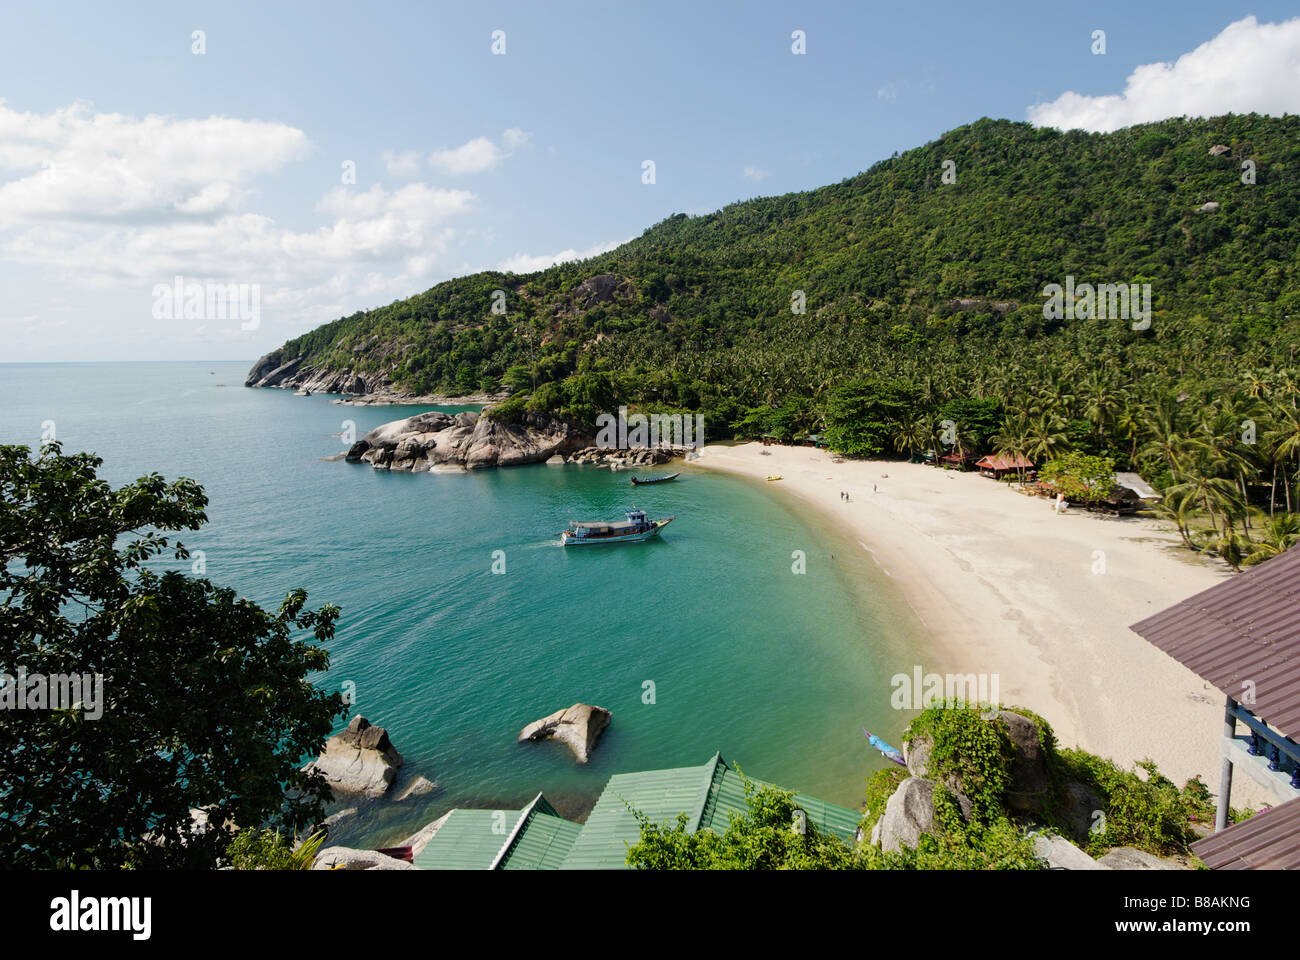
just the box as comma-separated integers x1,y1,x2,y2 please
694,441,1268,806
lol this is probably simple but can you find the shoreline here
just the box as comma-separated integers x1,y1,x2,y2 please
692,441,1268,806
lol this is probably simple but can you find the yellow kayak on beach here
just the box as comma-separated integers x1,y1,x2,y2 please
766,475,782,481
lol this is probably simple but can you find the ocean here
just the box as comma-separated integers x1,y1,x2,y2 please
0,361,925,847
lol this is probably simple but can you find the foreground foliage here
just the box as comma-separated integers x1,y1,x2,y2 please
0,443,346,868
625,704,1224,869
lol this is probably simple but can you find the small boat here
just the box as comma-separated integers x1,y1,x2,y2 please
561,508,673,546
863,728,906,767
630,472,680,485
766,475,783,481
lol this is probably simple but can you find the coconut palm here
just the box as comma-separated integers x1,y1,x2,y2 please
1244,514,1300,566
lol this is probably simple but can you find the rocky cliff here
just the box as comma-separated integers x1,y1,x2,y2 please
245,351,386,395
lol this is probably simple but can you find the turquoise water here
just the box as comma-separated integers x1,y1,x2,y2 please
0,361,925,846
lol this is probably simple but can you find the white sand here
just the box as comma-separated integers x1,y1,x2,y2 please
694,442,1268,806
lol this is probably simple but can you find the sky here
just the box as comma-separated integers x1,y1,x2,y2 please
2,1,1300,362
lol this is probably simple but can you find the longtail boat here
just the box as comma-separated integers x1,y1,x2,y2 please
561,508,673,546
862,728,906,767
629,472,680,485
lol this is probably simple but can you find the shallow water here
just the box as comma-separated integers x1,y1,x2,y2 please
0,361,925,846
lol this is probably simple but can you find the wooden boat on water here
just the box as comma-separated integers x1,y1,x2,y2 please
561,508,673,546
629,472,680,485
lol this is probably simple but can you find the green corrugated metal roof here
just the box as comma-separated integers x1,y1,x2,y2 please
411,808,523,870
499,812,583,869
559,755,721,870
703,767,861,841
414,754,863,870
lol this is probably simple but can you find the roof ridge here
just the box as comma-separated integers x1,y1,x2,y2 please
489,792,544,870
686,752,726,833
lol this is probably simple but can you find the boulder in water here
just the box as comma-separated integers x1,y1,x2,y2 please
517,703,611,763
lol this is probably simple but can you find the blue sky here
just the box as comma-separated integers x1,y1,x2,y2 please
2,1,1299,361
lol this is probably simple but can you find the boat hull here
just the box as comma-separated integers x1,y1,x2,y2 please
630,472,680,485
561,518,673,546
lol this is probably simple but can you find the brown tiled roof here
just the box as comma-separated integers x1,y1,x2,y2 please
1130,546,1300,739
1191,798,1300,869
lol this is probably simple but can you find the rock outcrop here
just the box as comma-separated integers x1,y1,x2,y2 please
998,710,1052,812
305,715,404,798
1033,834,1108,870
394,775,437,803
1097,846,1185,870
312,846,416,871
245,351,383,395
517,703,612,763
346,410,594,471
874,776,937,853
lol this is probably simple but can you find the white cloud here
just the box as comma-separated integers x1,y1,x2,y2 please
742,165,768,183
1028,16,1300,132
428,128,532,174
501,128,532,151
499,239,624,274
382,149,422,178
0,99,310,226
0,100,483,344
877,82,900,101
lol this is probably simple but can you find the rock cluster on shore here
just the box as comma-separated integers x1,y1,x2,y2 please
345,409,694,472
347,409,593,470
865,708,1186,870
517,703,612,763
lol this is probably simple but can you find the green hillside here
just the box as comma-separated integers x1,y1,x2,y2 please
255,115,1300,568
262,114,1297,413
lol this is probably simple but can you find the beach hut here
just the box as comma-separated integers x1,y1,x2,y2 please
1131,545,1300,843
1091,484,1141,516
1115,472,1162,501
975,453,1035,480
938,451,976,471
804,433,829,449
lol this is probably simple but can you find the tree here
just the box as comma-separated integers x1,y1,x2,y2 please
1039,452,1116,504
937,397,1003,455
0,443,346,869
822,378,917,457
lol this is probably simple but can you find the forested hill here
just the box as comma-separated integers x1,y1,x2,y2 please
249,114,1300,437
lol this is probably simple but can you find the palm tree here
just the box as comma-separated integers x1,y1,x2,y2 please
1152,488,1197,550
1023,412,1070,464
992,414,1033,483
1166,472,1245,541
1244,514,1300,566
892,414,932,461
